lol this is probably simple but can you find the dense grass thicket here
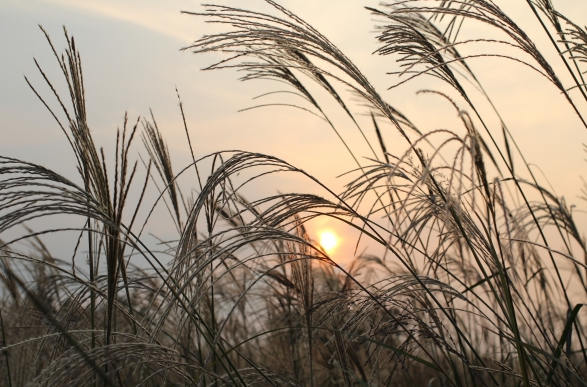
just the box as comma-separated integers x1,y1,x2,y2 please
3,0,587,385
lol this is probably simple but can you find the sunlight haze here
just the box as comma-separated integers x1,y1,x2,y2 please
319,230,338,254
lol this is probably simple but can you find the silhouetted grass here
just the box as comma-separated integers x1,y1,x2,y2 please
2,1,587,386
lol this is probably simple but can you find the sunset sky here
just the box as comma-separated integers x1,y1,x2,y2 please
2,0,587,263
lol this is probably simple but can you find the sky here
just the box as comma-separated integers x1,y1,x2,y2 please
2,0,587,264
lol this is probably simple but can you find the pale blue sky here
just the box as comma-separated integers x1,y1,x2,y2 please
2,0,587,262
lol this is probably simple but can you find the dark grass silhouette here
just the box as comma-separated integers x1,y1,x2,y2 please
2,1,587,386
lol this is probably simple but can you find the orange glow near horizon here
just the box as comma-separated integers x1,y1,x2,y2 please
319,230,338,254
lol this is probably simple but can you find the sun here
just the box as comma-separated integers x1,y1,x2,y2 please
319,230,338,253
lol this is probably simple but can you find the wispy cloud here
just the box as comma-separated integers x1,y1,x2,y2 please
38,0,199,43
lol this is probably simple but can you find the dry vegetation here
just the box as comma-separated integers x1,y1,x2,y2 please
2,0,587,386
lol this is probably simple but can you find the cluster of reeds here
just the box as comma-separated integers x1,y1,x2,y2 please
1,0,587,385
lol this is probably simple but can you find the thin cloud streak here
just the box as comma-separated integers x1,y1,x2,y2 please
37,0,198,44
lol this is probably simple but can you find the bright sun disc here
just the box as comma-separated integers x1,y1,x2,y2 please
319,231,338,252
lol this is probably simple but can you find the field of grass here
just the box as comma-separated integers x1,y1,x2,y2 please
2,1,587,386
